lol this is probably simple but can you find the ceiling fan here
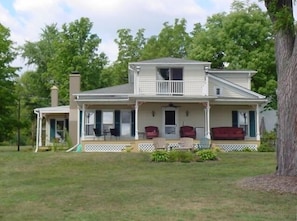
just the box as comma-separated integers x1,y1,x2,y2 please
162,102,180,108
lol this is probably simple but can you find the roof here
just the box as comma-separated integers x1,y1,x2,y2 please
130,57,211,65
77,83,134,95
34,105,69,114
207,69,257,76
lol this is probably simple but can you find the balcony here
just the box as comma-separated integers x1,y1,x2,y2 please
137,80,205,96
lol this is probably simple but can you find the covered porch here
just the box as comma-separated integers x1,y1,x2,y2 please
77,96,263,143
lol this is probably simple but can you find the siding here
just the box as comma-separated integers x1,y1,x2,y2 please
209,80,249,98
137,64,206,96
212,73,250,89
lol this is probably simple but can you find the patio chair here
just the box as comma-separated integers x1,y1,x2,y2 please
176,137,194,151
145,126,159,139
93,128,101,140
110,128,120,140
153,137,169,151
198,137,211,149
180,126,196,139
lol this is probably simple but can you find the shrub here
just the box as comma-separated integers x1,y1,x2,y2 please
257,143,275,152
196,149,217,161
151,150,169,162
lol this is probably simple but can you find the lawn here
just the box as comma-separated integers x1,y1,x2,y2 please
0,147,296,221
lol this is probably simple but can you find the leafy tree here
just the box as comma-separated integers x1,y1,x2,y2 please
21,17,108,105
264,0,297,176
109,28,146,85
0,23,18,142
188,1,277,109
141,18,191,59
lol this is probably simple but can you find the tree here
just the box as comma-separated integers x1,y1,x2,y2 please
188,1,277,109
141,18,191,59
21,17,108,105
0,23,18,142
109,28,146,85
264,0,297,176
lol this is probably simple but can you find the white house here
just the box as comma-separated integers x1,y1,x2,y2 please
34,57,268,152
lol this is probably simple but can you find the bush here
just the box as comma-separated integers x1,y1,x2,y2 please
151,150,169,162
257,144,275,152
196,149,217,161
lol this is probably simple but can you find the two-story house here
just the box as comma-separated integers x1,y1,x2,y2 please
34,57,267,152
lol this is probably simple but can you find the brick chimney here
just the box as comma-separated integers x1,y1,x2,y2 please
69,71,81,145
50,85,58,107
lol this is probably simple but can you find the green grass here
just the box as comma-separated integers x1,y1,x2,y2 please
0,149,296,221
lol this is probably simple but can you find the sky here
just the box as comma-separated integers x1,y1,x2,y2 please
0,0,265,73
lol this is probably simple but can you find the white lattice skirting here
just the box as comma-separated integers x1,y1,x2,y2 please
83,143,258,152
85,144,128,152
216,144,258,152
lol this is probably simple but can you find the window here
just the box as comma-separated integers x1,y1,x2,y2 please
239,111,249,136
56,120,65,141
85,111,95,135
102,111,114,131
214,87,222,96
156,67,183,95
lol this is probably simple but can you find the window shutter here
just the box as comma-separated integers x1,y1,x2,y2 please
95,110,102,135
131,110,135,136
114,110,121,134
249,111,256,137
50,119,56,141
65,118,69,131
232,111,238,127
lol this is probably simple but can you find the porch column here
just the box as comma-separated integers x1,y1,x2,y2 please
81,104,85,139
256,104,260,140
204,102,211,139
135,101,139,140
38,114,42,147
35,112,40,152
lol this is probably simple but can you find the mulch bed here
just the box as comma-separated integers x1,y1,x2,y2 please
237,174,297,194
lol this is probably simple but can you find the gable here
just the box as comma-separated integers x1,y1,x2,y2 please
208,74,265,99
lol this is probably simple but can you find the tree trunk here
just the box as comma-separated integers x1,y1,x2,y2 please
264,0,297,176
275,31,297,176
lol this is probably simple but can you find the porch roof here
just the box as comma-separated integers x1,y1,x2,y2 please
34,105,69,114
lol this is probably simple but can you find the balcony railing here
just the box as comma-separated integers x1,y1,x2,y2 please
156,80,183,95
137,80,204,96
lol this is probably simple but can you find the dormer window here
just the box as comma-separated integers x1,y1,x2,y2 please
214,87,222,96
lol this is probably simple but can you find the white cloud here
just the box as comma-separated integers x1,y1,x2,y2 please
0,0,265,72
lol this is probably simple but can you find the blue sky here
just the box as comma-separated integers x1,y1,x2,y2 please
0,0,264,72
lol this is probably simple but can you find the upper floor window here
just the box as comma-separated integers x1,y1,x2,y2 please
157,68,183,81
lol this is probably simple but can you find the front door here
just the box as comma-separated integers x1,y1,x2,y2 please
164,108,178,139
